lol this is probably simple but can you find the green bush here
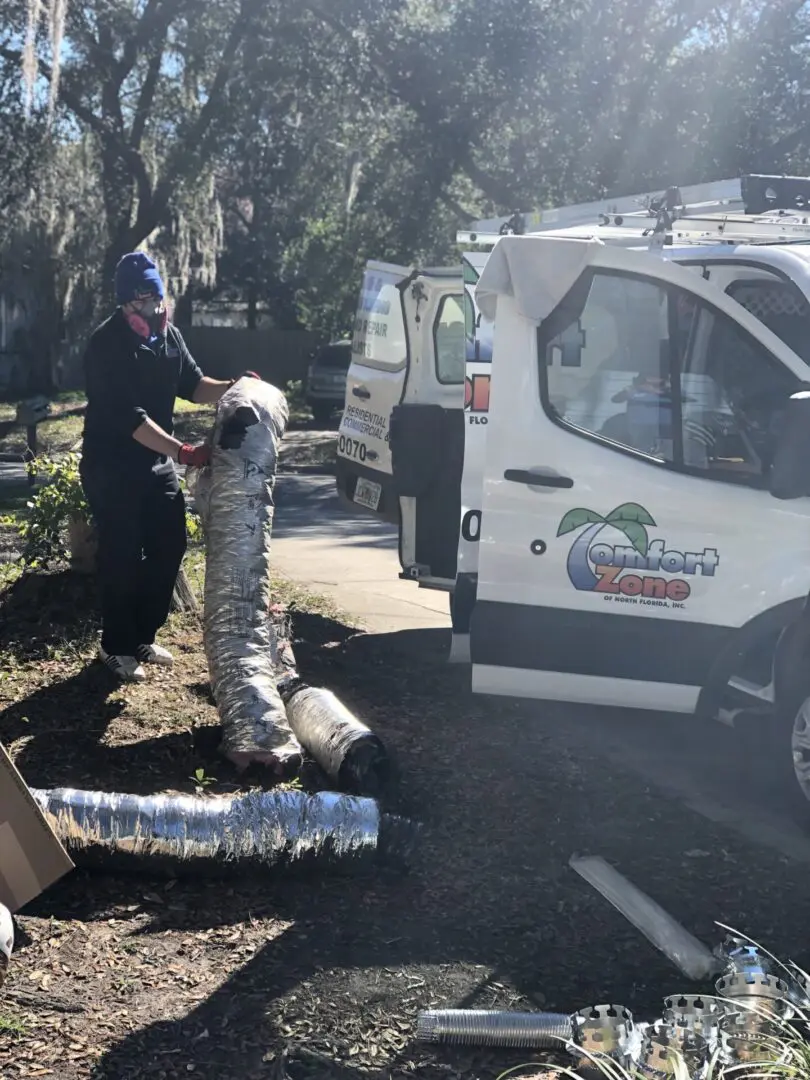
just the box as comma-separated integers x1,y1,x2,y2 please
17,454,90,568
9,454,203,569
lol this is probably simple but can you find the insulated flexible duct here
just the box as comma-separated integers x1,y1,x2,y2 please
190,378,302,771
31,787,415,877
282,683,391,796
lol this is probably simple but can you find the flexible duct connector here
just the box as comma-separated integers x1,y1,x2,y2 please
284,685,390,796
190,378,302,771
416,1009,572,1049
31,787,415,877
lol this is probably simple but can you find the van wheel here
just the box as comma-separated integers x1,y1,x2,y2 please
783,696,810,821
772,619,810,822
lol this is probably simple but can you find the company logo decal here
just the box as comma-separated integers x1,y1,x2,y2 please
557,503,719,608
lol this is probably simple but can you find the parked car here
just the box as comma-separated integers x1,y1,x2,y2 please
305,340,351,425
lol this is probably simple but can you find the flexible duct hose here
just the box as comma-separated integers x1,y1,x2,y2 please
190,378,302,771
31,787,416,877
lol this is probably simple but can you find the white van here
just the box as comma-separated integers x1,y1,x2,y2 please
469,231,810,815
338,178,810,641
335,176,810,815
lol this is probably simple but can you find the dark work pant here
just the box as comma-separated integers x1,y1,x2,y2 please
81,462,187,656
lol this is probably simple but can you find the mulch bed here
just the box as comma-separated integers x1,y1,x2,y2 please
2,573,810,1079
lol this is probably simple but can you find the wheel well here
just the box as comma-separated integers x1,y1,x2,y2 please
696,598,806,719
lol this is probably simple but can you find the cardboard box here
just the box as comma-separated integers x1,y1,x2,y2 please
0,743,74,912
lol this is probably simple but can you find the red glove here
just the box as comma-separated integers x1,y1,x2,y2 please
178,443,211,467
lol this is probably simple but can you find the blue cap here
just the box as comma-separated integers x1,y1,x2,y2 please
114,252,165,305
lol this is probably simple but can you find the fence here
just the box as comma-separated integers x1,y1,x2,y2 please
179,328,321,387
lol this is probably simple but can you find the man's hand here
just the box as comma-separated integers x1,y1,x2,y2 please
178,442,211,467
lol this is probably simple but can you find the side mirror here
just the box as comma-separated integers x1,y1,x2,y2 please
769,389,810,499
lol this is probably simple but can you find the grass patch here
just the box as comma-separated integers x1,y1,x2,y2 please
0,1011,28,1036
0,392,87,457
269,571,346,623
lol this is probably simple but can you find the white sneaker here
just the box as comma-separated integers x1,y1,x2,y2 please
137,643,174,668
99,648,146,683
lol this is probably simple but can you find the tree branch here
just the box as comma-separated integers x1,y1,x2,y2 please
131,0,254,242
436,190,476,226
0,46,156,220
118,0,168,80
130,43,165,151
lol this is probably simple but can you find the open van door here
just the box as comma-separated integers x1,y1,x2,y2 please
470,236,810,712
337,260,465,587
337,261,411,524
391,270,465,588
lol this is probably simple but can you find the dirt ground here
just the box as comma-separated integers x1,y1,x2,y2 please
2,561,810,1080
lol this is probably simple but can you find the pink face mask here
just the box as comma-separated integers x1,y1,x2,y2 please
124,297,169,340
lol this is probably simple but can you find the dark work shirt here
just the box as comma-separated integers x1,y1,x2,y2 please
81,310,204,472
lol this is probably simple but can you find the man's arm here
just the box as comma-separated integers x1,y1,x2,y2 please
132,416,184,460
192,376,232,405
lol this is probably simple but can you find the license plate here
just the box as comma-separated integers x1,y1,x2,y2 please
354,477,382,511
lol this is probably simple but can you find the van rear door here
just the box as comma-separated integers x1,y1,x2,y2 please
336,262,411,523
392,270,465,589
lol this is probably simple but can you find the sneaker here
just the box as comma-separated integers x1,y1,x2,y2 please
99,648,146,683
137,643,174,668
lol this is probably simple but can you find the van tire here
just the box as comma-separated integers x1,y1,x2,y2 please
772,616,810,825
779,695,810,825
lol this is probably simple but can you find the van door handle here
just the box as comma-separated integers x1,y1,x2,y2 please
504,469,574,489
352,387,371,400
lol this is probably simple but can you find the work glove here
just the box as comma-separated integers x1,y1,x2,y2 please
178,442,211,467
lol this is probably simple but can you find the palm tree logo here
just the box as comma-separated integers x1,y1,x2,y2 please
557,502,656,591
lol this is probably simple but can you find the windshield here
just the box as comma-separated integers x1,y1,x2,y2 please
314,345,351,370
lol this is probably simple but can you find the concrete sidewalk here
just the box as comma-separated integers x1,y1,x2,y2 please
272,474,450,634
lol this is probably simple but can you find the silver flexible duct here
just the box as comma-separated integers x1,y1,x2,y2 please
30,787,415,876
191,378,302,771
283,685,390,796
416,1010,572,1049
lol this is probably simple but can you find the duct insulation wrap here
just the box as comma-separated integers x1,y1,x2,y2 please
190,377,302,772
284,685,391,796
31,787,417,878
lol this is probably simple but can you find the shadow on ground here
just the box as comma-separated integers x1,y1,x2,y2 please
0,569,98,660
10,616,807,1079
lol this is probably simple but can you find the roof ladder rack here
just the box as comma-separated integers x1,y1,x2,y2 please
671,211,810,246
457,174,810,249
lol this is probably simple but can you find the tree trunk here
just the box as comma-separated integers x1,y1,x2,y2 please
173,289,193,328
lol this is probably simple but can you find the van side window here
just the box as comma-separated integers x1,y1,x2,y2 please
726,279,810,363
540,270,799,486
542,273,676,461
434,294,466,384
